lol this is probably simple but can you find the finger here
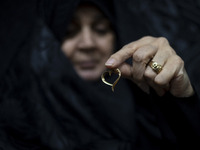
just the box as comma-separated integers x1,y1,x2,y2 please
145,55,182,96
144,65,168,96
117,62,150,94
144,43,175,84
105,36,156,68
132,44,157,82
154,55,183,87
116,43,157,82
117,62,132,79
143,46,174,95
155,55,191,97
130,44,157,94
170,69,194,97
144,70,169,96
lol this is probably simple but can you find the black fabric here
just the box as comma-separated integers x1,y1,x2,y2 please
0,0,37,81
0,0,200,150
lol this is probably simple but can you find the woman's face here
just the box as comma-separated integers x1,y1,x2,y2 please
61,3,115,81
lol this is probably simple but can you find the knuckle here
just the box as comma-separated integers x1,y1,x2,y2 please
132,51,142,62
157,37,169,45
141,36,154,41
161,48,176,58
133,46,152,62
123,41,137,49
173,55,184,66
176,73,184,81
167,47,176,55
154,77,168,87
122,44,128,49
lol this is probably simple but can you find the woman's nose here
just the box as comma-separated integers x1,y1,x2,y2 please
78,28,95,50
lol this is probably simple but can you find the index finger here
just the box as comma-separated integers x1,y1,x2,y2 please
105,36,155,68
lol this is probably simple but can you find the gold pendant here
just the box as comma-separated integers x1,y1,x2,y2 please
101,68,121,92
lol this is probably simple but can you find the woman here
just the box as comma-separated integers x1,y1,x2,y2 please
61,1,193,97
61,2,116,81
0,0,199,149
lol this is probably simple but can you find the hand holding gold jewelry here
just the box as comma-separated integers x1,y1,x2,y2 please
105,36,194,97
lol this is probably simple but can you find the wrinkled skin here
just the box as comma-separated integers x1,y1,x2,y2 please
105,36,194,97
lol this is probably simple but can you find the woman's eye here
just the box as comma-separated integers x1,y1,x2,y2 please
93,24,111,35
95,28,109,35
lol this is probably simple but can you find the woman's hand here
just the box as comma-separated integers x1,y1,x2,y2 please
105,36,194,97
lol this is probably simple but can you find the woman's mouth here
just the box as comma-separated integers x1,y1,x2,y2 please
73,58,105,81
77,60,98,69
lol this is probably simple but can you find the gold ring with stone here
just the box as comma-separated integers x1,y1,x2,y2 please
148,61,163,74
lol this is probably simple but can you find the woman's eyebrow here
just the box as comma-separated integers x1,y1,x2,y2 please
93,14,107,21
92,15,110,26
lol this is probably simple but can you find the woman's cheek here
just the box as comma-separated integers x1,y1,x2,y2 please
98,36,115,55
61,41,76,57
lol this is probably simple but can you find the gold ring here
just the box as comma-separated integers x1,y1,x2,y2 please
148,61,163,74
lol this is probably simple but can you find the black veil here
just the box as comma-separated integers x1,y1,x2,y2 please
0,0,200,149
0,0,139,149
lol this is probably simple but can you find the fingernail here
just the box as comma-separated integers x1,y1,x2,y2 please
105,58,115,66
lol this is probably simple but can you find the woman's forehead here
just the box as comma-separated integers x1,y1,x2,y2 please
73,3,107,21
